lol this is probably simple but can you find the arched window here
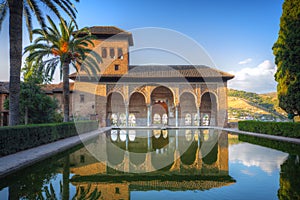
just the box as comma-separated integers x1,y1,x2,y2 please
129,113,136,126
119,113,126,126
110,48,115,59
194,113,199,126
111,113,118,125
153,113,161,124
162,114,168,125
118,48,123,59
185,113,192,125
202,114,210,126
102,47,107,58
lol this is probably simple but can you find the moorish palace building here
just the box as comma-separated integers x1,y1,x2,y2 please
0,26,234,127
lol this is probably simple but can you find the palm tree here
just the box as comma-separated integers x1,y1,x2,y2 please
25,16,101,122
0,0,79,125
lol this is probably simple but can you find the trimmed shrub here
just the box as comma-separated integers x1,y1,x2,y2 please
238,120,300,138
0,121,98,156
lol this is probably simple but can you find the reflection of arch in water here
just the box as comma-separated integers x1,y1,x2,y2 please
152,130,169,150
128,130,136,141
119,130,127,142
202,143,218,165
201,129,219,165
107,142,125,166
130,152,146,166
180,141,198,165
111,130,118,141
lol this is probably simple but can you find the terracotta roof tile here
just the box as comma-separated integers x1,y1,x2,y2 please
0,82,9,94
69,65,234,80
41,82,74,93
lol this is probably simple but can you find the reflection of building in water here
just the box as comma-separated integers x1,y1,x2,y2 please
68,129,233,199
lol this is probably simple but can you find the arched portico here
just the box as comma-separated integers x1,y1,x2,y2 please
107,92,126,126
179,92,198,126
150,86,174,126
200,92,218,126
129,92,147,126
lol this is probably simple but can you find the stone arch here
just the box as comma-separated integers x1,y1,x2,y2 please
107,131,125,165
151,86,175,125
200,92,218,126
129,92,147,126
107,92,125,126
179,92,197,126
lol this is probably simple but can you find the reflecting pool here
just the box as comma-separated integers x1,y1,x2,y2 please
0,129,299,200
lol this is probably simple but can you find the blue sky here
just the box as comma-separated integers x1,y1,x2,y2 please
0,0,284,93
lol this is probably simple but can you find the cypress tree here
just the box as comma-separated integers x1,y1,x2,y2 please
273,0,300,119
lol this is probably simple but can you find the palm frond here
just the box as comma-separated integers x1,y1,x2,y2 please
0,0,8,31
46,15,60,36
40,0,62,20
26,0,46,29
23,4,33,41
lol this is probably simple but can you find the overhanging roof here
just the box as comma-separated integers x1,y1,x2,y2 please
69,65,234,82
76,26,134,46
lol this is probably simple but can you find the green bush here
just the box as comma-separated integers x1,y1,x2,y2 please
0,121,98,156
238,120,300,138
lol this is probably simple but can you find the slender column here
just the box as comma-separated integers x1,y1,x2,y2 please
126,130,129,151
175,130,179,150
147,105,151,126
175,106,179,127
125,105,129,127
197,107,200,126
147,130,152,151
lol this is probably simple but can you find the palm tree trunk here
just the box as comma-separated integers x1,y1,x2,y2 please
8,0,23,126
62,155,70,200
63,62,70,122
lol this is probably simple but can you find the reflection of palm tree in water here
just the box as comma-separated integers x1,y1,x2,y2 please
42,155,101,200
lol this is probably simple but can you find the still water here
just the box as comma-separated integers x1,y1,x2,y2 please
0,129,299,200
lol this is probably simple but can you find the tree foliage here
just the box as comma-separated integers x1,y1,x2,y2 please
0,0,79,125
273,0,300,118
4,81,60,124
0,0,79,41
24,16,101,122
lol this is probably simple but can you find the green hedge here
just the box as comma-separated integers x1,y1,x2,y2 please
0,121,98,156
238,120,300,138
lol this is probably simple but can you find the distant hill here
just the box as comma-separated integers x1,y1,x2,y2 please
228,89,287,122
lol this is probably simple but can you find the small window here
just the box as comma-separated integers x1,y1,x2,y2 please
117,48,123,59
110,48,115,59
80,94,84,103
92,105,95,109
102,48,107,58
80,155,85,163
114,65,119,71
115,187,120,194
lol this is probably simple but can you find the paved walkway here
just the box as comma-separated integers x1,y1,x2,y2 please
0,127,110,178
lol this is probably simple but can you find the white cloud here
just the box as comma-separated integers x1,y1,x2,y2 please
238,58,252,65
228,60,277,93
230,143,288,175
